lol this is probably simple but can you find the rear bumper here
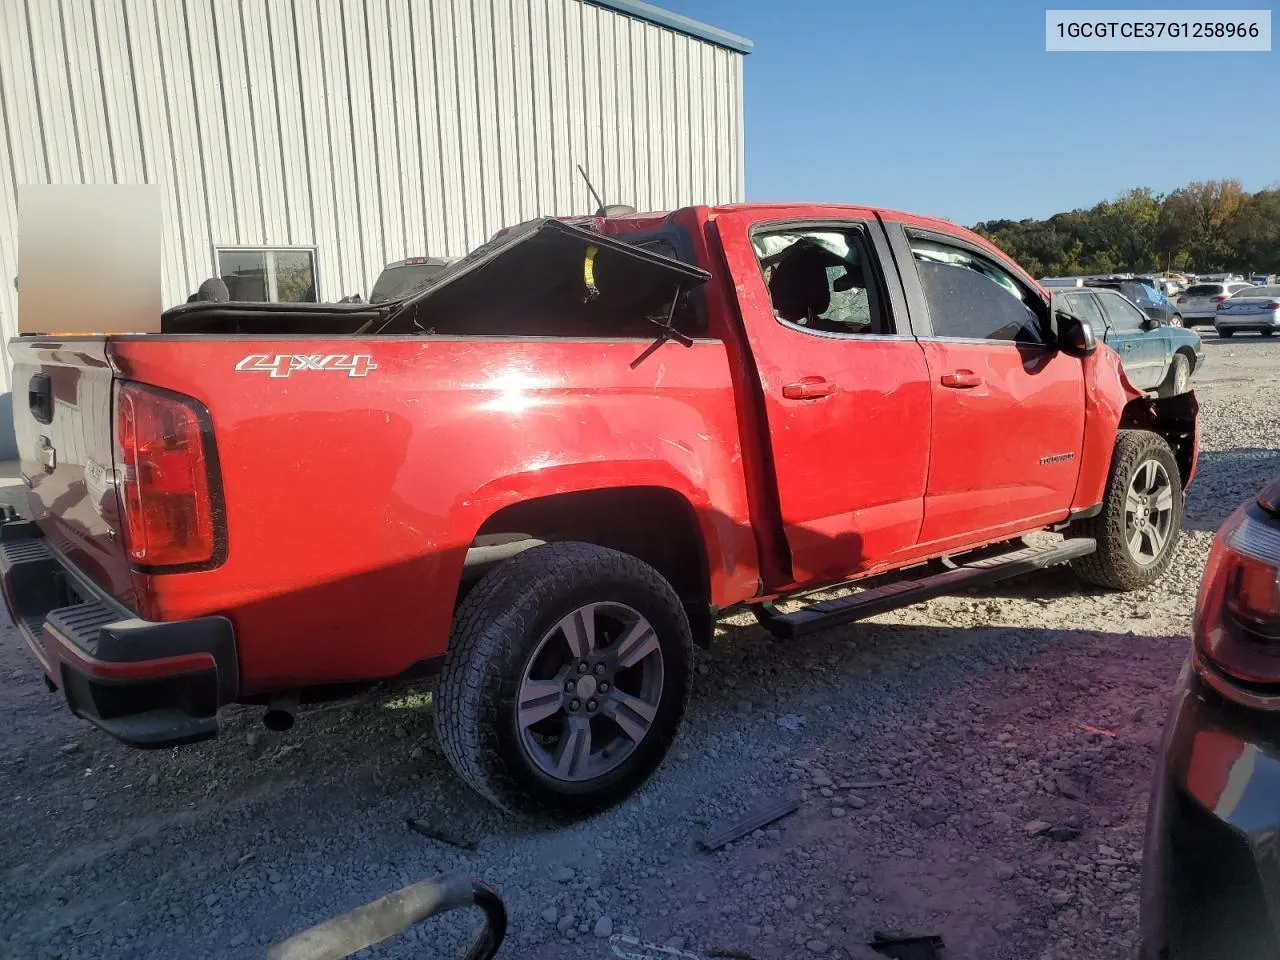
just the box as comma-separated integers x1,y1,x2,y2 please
1141,659,1280,959
1215,316,1280,331
0,514,237,748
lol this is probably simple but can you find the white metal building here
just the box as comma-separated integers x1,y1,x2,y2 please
0,0,749,386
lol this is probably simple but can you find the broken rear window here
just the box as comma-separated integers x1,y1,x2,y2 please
377,219,711,338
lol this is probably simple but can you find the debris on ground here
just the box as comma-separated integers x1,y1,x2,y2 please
869,931,946,959
609,934,709,959
405,817,477,851
697,794,801,851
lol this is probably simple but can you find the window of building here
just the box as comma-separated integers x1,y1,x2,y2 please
752,227,891,336
215,248,317,303
908,235,1046,345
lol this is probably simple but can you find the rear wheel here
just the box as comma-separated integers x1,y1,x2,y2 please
1070,430,1182,591
1262,330,1275,337
1219,329,1235,338
435,542,691,818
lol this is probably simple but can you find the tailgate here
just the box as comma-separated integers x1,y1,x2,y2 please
9,338,136,607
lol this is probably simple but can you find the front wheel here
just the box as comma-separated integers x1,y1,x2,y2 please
1070,430,1183,591
1218,329,1235,338
1262,330,1275,338
1168,314,1183,328
435,542,691,819
1159,353,1191,397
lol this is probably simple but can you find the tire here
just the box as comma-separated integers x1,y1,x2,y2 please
1158,353,1191,397
1219,329,1235,338
1070,430,1183,591
1262,330,1275,337
1168,314,1183,328
435,541,692,819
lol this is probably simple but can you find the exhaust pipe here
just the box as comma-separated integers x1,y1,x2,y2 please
263,692,299,732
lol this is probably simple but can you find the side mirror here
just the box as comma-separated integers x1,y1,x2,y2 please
1056,310,1096,357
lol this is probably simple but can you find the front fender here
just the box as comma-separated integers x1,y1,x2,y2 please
1072,343,1150,512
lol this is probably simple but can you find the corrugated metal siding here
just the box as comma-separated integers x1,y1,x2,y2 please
0,0,747,390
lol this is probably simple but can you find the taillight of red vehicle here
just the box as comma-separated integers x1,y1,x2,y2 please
114,381,226,570
1194,506,1280,686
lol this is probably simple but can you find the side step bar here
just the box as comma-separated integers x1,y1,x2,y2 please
753,538,1097,640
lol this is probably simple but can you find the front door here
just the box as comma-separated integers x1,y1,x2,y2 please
885,225,1086,552
714,213,932,586
1094,288,1168,389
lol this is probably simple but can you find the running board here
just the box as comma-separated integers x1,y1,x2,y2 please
753,538,1097,640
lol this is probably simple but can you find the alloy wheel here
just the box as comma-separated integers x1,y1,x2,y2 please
515,602,665,782
1125,459,1175,565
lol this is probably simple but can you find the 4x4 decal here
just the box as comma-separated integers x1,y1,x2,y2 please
235,354,378,378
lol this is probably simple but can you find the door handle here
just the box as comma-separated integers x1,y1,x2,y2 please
939,370,983,389
782,377,836,400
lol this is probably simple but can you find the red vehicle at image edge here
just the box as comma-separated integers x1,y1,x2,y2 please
0,203,1200,818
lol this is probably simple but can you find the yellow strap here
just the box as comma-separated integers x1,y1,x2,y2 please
583,245,599,299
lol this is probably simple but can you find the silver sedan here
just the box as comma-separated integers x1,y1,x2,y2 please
1215,284,1280,337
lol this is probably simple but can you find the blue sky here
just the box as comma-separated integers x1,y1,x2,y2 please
659,1,1280,224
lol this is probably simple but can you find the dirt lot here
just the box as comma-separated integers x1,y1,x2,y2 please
3,334,1279,960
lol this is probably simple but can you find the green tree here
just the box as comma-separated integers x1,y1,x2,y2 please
1225,188,1280,273
972,178,1274,278
1161,179,1247,271
1093,188,1160,272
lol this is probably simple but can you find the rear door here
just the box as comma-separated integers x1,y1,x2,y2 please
712,212,932,585
9,339,137,605
883,222,1085,552
1094,289,1166,389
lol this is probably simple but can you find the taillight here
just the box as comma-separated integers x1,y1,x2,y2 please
1264,302,1280,311
114,382,225,569
1212,295,1229,302
1195,507,1280,685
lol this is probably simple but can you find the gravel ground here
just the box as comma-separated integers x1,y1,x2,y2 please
2,334,1278,960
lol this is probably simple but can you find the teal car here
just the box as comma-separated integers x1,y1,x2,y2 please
1053,287,1203,396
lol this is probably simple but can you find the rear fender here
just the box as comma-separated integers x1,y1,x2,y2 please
462,460,760,610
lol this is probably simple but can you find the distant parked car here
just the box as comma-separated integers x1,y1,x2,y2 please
1176,281,1256,327
1215,284,1280,337
1054,287,1203,395
1085,276,1184,327
369,256,458,303
1251,273,1275,286
1140,474,1280,960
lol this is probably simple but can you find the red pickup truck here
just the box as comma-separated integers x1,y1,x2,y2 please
1,203,1198,818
